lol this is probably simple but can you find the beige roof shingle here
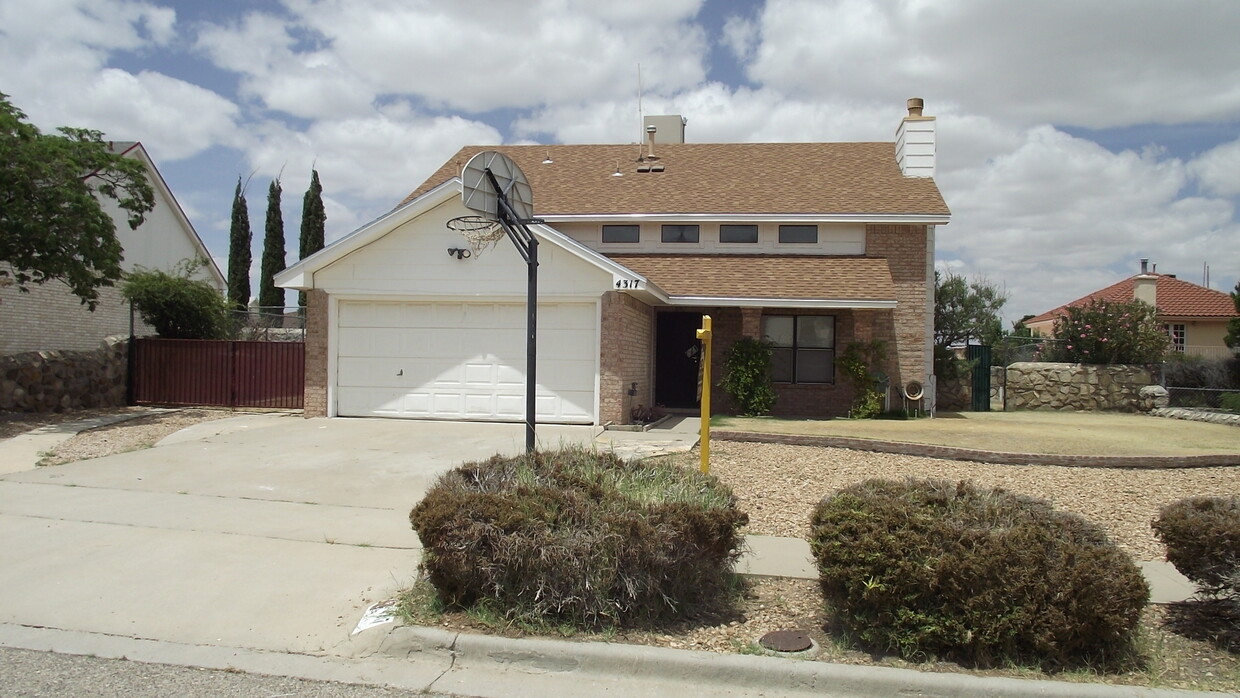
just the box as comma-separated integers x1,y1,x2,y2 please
403,143,949,217
606,254,897,303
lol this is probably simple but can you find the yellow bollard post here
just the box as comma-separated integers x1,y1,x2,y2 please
695,315,712,474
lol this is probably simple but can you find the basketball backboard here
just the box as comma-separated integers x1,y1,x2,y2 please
461,151,534,222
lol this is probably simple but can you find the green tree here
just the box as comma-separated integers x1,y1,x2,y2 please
0,93,155,310
298,169,326,310
227,178,252,312
719,337,776,416
934,271,1007,349
121,260,231,339
934,271,1007,378
1048,298,1168,364
1225,280,1240,350
258,178,285,313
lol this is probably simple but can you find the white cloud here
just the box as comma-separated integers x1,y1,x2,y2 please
938,126,1239,320
745,0,1240,129
721,15,757,63
239,102,501,205
195,12,377,120
0,0,238,160
1189,138,1240,198
276,0,709,113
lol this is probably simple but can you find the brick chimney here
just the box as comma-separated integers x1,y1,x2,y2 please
895,98,936,178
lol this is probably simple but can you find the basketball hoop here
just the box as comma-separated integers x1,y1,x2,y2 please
446,215,505,258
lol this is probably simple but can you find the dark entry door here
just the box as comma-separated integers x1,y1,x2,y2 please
655,312,702,409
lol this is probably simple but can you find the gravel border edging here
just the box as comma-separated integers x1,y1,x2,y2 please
712,430,1240,469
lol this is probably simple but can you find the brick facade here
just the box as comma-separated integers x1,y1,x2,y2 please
599,291,653,424
865,224,930,394
303,289,329,417
0,265,156,355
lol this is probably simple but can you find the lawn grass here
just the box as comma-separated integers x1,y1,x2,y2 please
711,411,1240,457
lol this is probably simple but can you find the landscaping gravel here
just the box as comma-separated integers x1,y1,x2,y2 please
709,440,1240,562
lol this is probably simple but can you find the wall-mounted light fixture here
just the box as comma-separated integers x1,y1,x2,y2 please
447,247,472,260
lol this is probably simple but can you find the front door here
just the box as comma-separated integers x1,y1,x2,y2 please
655,312,702,409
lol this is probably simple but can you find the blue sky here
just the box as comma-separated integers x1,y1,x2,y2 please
1,0,1238,321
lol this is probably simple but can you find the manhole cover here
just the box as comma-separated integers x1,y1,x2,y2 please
759,629,813,653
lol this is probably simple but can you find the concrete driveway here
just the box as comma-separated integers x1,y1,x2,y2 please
0,416,599,656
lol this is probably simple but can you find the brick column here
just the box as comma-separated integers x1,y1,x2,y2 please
740,307,762,338
303,289,329,417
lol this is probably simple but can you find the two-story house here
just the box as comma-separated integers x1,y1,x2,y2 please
0,141,225,355
276,100,950,424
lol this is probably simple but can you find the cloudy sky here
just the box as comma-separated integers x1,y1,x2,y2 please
1,0,1238,321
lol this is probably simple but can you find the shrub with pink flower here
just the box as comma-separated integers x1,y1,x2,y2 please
1048,298,1168,364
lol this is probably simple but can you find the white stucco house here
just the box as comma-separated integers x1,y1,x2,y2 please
0,142,225,355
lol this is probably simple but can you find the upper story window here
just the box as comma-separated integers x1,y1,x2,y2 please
719,224,758,243
778,224,818,243
602,225,640,243
661,224,700,243
763,315,835,383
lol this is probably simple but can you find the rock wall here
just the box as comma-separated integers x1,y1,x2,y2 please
1004,362,1159,412
0,337,129,412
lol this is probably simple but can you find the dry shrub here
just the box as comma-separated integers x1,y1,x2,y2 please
1153,496,1240,650
409,448,748,629
810,478,1148,668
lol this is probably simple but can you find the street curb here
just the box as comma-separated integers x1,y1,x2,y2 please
713,430,1240,469
380,625,1235,698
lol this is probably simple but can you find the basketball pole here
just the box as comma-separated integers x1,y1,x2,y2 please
485,169,539,453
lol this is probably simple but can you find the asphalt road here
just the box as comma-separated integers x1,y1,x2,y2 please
0,647,461,698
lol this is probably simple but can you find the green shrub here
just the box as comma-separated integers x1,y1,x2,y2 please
1219,392,1240,414
1152,497,1240,596
810,478,1148,667
409,447,748,629
121,259,232,339
720,337,776,416
839,340,886,419
1047,298,1167,364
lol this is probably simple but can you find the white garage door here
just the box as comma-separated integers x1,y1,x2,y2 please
336,301,596,423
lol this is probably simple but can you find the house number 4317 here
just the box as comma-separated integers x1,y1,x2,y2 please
615,278,642,290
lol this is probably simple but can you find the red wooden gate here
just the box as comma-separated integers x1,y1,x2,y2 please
131,338,304,409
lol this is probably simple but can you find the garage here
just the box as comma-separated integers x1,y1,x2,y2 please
335,300,597,423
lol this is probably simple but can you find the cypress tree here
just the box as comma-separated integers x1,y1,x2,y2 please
227,178,252,313
258,178,286,313
298,169,326,310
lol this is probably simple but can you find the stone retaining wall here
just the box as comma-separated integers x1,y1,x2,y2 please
0,337,129,412
1004,362,1157,412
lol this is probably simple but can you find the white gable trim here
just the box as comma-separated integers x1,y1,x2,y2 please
540,212,951,225
277,178,659,296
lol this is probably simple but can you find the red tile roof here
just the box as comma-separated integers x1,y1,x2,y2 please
1028,274,1238,324
606,254,897,302
402,143,949,218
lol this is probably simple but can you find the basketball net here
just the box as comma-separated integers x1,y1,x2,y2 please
446,215,506,258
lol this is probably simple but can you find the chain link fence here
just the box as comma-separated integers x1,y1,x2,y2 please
231,306,305,342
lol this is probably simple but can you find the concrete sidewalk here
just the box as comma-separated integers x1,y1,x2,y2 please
0,413,1217,698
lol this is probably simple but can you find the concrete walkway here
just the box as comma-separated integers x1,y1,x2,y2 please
0,412,1218,698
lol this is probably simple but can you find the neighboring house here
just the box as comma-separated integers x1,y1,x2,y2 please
0,142,225,355
1026,260,1239,357
277,99,950,425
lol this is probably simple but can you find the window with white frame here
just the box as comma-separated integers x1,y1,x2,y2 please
763,315,835,383
1166,323,1186,352
778,224,818,243
661,224,699,243
719,224,758,243
602,225,640,243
